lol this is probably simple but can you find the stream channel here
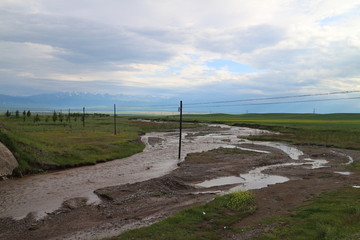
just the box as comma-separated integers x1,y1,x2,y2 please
0,124,334,220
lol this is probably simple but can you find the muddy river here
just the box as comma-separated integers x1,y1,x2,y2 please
0,125,270,219
1,123,354,222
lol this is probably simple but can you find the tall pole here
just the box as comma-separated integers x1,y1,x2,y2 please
178,100,183,160
68,108,71,128
83,107,85,128
114,104,117,135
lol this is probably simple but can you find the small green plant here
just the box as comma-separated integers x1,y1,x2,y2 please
225,190,256,212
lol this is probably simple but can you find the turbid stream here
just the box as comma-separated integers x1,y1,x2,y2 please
0,125,270,219
1,123,351,221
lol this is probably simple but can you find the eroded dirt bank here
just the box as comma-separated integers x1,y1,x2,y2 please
0,140,359,240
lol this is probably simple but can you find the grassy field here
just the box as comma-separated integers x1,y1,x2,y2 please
251,187,360,240
0,113,194,176
156,113,360,150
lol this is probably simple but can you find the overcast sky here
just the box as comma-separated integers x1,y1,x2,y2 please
1,0,360,112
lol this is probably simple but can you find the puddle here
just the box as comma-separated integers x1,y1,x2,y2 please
197,176,245,188
196,144,329,191
231,174,289,191
334,172,352,176
303,158,328,169
223,145,271,154
353,186,360,189
250,141,304,160
196,162,303,191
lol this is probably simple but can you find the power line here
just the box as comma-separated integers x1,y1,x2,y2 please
183,90,360,106
183,96,360,109
113,90,360,111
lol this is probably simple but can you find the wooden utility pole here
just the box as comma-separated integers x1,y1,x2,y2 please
68,108,71,128
114,104,117,135
82,107,85,128
178,100,183,160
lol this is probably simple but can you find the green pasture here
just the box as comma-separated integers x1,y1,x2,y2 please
251,187,360,240
0,114,191,176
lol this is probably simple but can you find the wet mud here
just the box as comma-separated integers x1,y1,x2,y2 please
0,124,359,240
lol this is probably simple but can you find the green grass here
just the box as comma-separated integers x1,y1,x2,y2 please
0,114,196,175
153,113,360,150
107,190,256,240
250,187,360,240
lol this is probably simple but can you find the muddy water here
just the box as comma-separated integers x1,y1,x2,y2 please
0,125,270,219
196,138,330,191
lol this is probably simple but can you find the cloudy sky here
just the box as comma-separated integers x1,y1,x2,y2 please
1,0,360,112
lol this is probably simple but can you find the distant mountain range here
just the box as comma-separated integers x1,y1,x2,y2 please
0,93,179,113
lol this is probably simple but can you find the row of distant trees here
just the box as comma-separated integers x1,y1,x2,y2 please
4,110,88,124
5,110,32,118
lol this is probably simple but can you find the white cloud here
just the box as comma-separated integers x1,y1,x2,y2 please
0,0,360,112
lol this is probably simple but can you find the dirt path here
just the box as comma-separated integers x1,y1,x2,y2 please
0,125,359,240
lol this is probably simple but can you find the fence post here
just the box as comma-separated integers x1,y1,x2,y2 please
178,100,183,160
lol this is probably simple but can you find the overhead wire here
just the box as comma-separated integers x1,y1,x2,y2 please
183,90,360,106
183,96,360,109
115,90,360,112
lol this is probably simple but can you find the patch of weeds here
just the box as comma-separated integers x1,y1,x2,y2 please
348,162,360,170
223,190,256,212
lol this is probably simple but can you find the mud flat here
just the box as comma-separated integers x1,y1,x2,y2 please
0,125,359,240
